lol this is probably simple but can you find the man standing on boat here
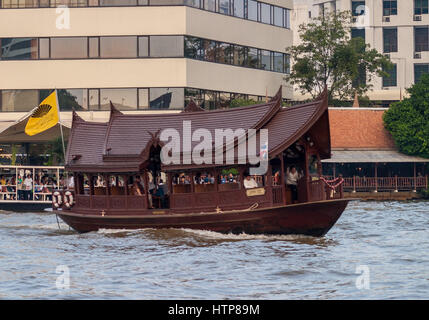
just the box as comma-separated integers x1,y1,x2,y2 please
286,166,301,203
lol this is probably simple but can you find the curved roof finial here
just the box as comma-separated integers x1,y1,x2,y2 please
110,101,123,116
71,109,85,124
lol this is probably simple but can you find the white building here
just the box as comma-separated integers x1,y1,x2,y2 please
0,0,293,162
293,0,429,102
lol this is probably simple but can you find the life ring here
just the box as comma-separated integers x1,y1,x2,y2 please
52,191,62,209
63,191,74,209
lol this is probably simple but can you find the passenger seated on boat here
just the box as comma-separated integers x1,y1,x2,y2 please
243,175,258,189
132,176,144,196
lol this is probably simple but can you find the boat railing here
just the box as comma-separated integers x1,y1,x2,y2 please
324,175,428,192
0,165,68,203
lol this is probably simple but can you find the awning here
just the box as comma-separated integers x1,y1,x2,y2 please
0,113,71,143
322,150,429,163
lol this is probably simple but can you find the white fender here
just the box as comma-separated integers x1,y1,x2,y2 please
52,191,62,208
63,191,74,208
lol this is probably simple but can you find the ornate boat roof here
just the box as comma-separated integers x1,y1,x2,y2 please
65,87,330,172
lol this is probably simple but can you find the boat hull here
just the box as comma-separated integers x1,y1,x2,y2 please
57,199,350,237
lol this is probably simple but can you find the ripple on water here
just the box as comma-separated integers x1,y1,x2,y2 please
0,200,428,299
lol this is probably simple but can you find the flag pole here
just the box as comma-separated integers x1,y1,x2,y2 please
55,89,66,160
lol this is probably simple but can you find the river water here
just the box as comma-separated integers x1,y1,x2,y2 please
0,200,428,299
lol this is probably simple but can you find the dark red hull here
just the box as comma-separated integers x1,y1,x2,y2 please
57,199,350,237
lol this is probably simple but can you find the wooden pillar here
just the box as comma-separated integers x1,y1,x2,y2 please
374,163,378,193
280,153,286,205
413,162,417,192
353,175,356,193
190,172,195,193
394,175,398,192
143,170,149,209
89,174,94,195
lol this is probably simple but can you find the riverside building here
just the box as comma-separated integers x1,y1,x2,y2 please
0,0,293,163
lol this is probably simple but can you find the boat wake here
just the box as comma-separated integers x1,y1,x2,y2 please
96,227,317,242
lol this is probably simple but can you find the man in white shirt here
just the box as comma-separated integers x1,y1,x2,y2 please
23,174,33,200
286,166,300,202
243,175,258,189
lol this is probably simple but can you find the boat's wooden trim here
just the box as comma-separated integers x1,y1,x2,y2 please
58,198,354,220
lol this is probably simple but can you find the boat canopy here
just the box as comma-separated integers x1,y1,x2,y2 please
65,87,331,173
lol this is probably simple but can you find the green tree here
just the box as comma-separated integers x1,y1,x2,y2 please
383,74,429,158
286,10,392,101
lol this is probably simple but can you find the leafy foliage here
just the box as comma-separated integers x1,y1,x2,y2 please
383,74,429,158
229,98,258,108
286,10,392,101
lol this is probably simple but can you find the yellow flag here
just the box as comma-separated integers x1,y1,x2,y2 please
25,90,59,136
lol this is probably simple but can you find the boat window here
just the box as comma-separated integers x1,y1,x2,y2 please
308,155,319,177
93,175,107,195
194,172,216,193
244,174,265,189
109,175,127,196
218,168,240,191
172,173,192,194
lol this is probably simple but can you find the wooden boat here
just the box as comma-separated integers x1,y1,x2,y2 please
56,87,351,236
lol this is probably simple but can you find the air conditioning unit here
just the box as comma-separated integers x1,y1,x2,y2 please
414,52,422,59
414,15,422,21
383,16,390,22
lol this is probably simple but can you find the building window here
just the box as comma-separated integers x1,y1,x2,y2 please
150,36,184,57
89,37,99,58
204,0,216,12
50,0,87,7
273,6,283,27
0,38,38,60
0,90,39,112
216,42,232,64
352,1,366,16
184,36,288,73
383,28,398,53
0,87,268,111
185,0,200,8
415,0,429,15
232,45,246,66
100,36,137,58
247,0,258,21
150,88,184,109
39,38,50,59
138,88,149,109
246,47,259,68
260,2,271,24
50,37,88,59
233,0,245,18
99,0,138,5
100,88,138,110
351,28,366,41
415,27,429,52
273,52,284,73
383,64,397,87
260,50,271,71
383,0,397,16
218,0,231,15
414,64,429,83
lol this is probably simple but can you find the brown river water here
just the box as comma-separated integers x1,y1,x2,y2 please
0,200,428,299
